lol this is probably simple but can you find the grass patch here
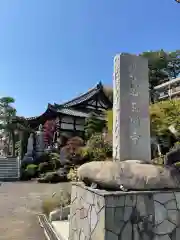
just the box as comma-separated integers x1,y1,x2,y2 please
41,190,71,216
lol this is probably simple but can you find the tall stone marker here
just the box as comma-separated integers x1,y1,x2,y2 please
113,54,151,162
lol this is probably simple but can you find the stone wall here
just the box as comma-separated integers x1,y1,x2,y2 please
69,183,180,240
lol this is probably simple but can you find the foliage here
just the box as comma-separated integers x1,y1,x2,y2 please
141,50,180,102
13,119,34,159
0,96,17,156
86,133,112,161
26,164,38,171
43,120,56,147
0,97,33,158
67,167,78,182
107,100,180,141
37,171,67,183
85,113,105,139
98,50,180,104
106,110,113,133
150,100,180,136
77,146,89,159
141,50,180,84
38,162,50,173
174,161,180,168
152,155,164,165
25,164,38,178
48,152,61,170
41,190,71,216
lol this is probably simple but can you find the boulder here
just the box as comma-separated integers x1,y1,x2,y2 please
78,160,180,191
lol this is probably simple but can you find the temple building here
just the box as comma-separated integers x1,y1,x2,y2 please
14,82,112,139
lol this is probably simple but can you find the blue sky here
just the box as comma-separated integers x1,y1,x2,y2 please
0,0,179,117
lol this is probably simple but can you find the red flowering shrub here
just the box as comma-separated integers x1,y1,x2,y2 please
43,120,56,146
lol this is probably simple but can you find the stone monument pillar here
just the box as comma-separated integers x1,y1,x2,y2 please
35,124,45,157
22,133,34,162
113,54,151,162
26,133,34,154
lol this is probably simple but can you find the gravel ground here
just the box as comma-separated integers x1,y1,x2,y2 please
0,181,71,240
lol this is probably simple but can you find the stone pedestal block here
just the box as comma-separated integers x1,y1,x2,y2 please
69,183,180,240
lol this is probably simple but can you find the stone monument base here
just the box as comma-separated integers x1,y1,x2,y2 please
22,153,33,164
69,182,180,240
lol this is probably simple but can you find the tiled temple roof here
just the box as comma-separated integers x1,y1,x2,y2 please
57,108,105,120
13,82,111,125
53,81,112,109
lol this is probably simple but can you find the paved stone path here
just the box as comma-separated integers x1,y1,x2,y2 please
0,182,71,240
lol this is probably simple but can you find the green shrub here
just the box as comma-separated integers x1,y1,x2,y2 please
174,161,180,167
38,170,68,183
152,155,164,165
41,190,71,216
38,162,50,173
67,167,78,182
107,99,180,139
85,113,105,139
86,133,112,161
78,146,89,159
25,164,38,178
106,110,113,133
49,152,61,170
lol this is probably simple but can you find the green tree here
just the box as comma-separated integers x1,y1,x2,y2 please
106,110,113,133
102,50,180,104
12,116,34,159
107,99,180,139
141,50,180,102
84,113,105,139
150,99,180,136
0,97,17,156
0,97,33,157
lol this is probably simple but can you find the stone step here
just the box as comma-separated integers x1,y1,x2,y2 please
0,165,18,169
0,163,18,166
0,167,18,170
0,176,19,180
0,157,20,180
0,169,19,173
0,175,19,179
0,170,19,174
0,159,18,162
0,174,19,177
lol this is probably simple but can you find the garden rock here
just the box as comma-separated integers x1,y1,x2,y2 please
78,160,180,190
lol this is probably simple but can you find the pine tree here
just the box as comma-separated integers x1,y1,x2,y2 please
84,113,105,139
